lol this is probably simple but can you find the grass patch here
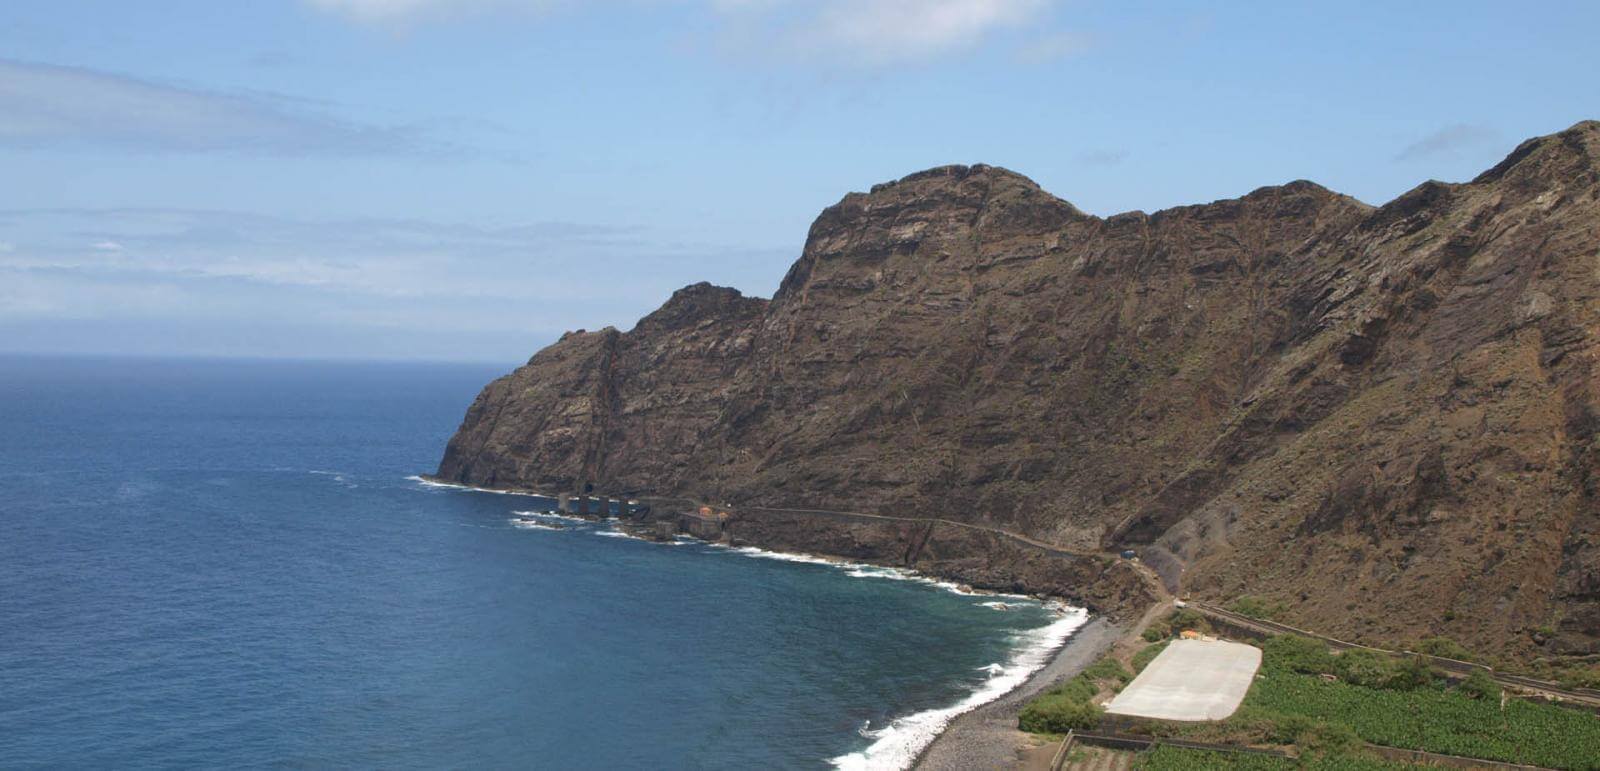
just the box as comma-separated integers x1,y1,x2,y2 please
1133,746,1413,770
1132,640,1169,673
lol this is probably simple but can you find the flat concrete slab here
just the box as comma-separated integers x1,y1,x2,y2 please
1106,639,1261,721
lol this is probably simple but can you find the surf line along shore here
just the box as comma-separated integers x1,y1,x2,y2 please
912,617,1124,771
414,478,1162,616
415,478,1161,768
608,515,1125,770
613,499,1161,770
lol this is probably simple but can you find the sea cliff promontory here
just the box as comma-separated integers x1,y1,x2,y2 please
438,122,1600,659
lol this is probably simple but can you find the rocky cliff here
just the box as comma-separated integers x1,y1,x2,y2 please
438,122,1600,657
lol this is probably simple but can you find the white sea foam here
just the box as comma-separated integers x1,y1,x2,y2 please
508,518,561,531
310,470,358,487
729,545,856,567
716,544,1034,602
403,475,555,499
512,509,586,523
828,606,1090,771
592,529,643,540
844,565,1031,600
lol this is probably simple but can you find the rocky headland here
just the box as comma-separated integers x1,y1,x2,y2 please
437,121,1600,659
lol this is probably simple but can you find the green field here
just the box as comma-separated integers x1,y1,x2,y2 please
1241,664,1600,769
1133,746,1412,770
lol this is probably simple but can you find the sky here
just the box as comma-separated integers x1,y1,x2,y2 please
2,1,1597,364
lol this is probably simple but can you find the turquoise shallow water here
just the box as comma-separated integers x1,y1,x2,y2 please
0,356,1082,769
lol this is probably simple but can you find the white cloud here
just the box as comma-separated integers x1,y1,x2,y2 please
305,0,1063,64
304,0,553,23
0,206,790,360
0,58,431,155
801,0,1048,62
0,206,777,304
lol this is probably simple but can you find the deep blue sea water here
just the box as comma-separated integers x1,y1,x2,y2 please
0,356,1084,770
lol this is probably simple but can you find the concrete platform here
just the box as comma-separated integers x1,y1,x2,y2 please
1105,639,1261,721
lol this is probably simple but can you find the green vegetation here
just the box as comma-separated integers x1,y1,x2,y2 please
1142,606,1212,642
1228,596,1288,621
1134,746,1413,770
1018,655,1130,734
1082,655,1134,687
1409,636,1476,662
1260,634,1335,674
1456,669,1500,701
1171,607,1211,635
1019,696,1101,733
1133,640,1169,673
1234,635,1600,769
1157,707,1361,758
1556,664,1600,690
1031,626,1600,768
1507,658,1600,691
1132,635,1600,768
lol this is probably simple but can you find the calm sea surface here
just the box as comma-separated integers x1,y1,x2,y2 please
0,356,1083,769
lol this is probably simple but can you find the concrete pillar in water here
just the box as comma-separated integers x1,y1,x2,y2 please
557,493,571,514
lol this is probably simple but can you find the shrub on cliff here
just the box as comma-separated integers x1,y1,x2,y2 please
1558,664,1600,690
1333,650,1395,688
1411,636,1476,662
1262,634,1335,675
1019,654,1129,734
1382,656,1439,691
1169,608,1211,635
1457,669,1501,701
1082,656,1132,687
1019,695,1103,733
1229,596,1287,621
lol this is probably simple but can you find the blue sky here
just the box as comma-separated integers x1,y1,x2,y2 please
2,1,1596,363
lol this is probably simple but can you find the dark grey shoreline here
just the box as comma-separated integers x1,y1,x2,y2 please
913,617,1123,771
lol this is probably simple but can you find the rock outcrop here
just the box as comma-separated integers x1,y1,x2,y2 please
438,122,1600,656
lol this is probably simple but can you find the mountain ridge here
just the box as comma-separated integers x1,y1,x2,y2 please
438,121,1600,659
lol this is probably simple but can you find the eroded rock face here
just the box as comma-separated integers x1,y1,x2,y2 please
439,123,1600,654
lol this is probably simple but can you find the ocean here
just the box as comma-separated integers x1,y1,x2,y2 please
0,356,1085,769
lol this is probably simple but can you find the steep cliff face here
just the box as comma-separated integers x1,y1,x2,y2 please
438,122,1600,656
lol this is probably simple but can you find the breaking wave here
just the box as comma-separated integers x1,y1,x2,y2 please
508,518,562,531
512,509,586,523
404,475,556,500
828,606,1090,771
